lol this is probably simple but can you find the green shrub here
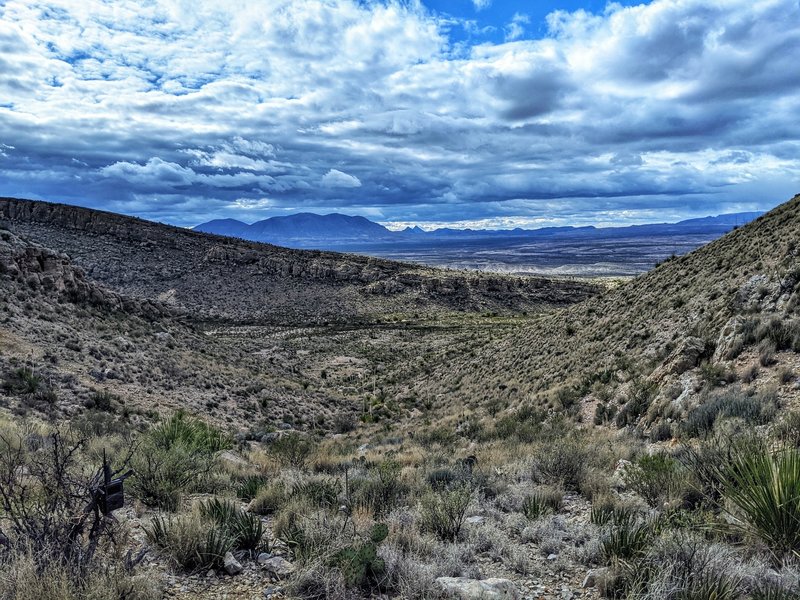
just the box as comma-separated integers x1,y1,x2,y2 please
329,523,388,590
622,453,684,508
354,460,406,518
269,433,314,470
419,484,473,542
590,502,638,528
774,411,800,447
145,511,234,571
130,412,231,511
237,474,268,501
521,487,563,520
600,518,655,562
199,498,267,554
682,390,776,438
250,481,288,515
150,411,232,454
292,477,340,509
129,441,206,511
531,436,587,490
707,444,800,561
2,367,41,395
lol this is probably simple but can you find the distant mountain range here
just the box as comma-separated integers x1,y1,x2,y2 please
194,211,764,249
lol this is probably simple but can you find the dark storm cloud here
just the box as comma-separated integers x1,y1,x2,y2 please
0,0,798,228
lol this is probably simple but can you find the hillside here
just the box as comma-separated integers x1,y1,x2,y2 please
0,198,596,325
420,194,800,428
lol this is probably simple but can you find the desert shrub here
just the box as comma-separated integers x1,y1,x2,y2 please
292,477,340,509
130,412,231,511
0,428,151,595
419,484,473,542
615,378,658,428
87,390,118,412
354,460,407,518
594,402,617,426
706,443,800,562
521,486,563,520
269,432,314,470
623,453,685,508
531,435,587,490
145,510,233,571
332,412,357,434
649,422,673,442
2,367,41,395
237,474,268,501
774,411,800,447
625,534,743,600
757,317,800,351
760,340,777,367
199,497,267,554
700,363,737,388
250,480,288,515
682,390,776,438
743,363,760,383
149,410,232,453
779,367,796,384
601,517,656,563
0,551,160,600
426,467,459,490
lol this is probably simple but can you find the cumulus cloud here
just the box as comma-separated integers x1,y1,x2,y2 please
0,0,797,227
322,169,362,188
504,13,530,41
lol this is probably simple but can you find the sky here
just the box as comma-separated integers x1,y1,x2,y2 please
0,0,799,230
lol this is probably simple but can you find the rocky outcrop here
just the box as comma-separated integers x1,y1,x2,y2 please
0,227,166,318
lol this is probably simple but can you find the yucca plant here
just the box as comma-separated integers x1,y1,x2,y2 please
522,488,563,520
145,513,234,571
709,444,800,562
237,474,268,501
199,498,267,554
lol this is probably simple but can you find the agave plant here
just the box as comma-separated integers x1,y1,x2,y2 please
709,444,800,562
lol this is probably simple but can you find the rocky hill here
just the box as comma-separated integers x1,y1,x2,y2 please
420,194,800,428
0,198,597,325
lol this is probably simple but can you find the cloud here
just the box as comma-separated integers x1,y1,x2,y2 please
321,169,362,188
472,0,492,11
0,0,797,228
504,13,530,42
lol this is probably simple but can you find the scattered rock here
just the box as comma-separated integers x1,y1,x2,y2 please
261,556,295,578
547,553,558,561
436,577,520,599
263,587,282,599
466,516,485,525
257,552,274,565
223,551,243,576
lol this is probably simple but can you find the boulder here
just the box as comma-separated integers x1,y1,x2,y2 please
223,551,243,576
261,556,295,578
436,577,520,600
